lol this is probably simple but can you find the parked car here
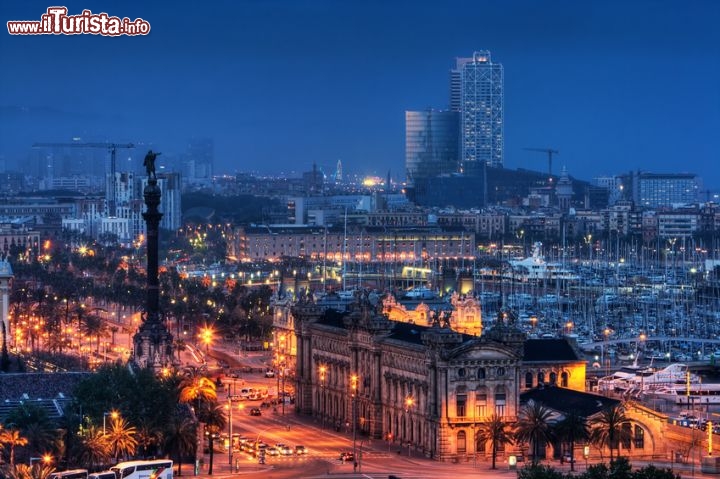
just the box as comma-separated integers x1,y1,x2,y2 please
265,446,280,456
249,408,262,416
294,445,307,455
264,369,275,378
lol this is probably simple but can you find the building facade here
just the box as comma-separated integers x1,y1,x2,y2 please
236,226,476,264
405,109,460,185
459,51,503,169
290,299,586,461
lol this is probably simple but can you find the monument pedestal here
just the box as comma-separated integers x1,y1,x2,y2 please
701,455,720,474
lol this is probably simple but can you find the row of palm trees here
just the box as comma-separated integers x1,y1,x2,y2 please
477,402,631,470
0,365,227,478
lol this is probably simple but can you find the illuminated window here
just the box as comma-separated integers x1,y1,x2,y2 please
634,425,644,449
457,394,467,417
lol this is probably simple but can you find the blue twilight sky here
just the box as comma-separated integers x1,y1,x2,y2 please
1,0,719,187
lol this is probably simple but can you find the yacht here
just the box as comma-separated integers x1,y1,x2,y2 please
508,242,579,282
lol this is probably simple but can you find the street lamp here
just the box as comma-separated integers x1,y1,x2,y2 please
205,428,219,475
585,234,593,262
319,365,327,429
351,374,359,461
226,394,234,466
200,326,214,353
405,396,415,457
103,410,118,435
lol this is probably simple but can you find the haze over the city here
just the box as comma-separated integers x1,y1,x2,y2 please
1,0,718,186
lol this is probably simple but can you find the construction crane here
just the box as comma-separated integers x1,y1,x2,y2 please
33,141,135,217
524,147,559,183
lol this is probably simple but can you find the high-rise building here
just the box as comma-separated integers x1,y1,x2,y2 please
628,172,700,208
405,109,460,185
456,51,503,169
185,138,214,183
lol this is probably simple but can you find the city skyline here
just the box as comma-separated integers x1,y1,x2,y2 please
1,1,718,187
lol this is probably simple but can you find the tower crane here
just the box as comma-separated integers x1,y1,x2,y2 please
524,147,559,183
32,141,135,217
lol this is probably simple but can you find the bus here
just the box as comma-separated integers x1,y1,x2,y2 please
88,472,116,479
110,460,173,479
48,470,88,479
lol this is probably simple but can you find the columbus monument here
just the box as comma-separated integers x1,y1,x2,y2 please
133,151,174,370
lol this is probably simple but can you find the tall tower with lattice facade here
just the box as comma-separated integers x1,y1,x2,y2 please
457,51,503,169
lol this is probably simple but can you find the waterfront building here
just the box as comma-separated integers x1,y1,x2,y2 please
290,298,586,460
235,225,475,264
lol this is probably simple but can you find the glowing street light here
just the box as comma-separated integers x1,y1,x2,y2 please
200,326,214,352
319,365,327,429
351,374,359,460
405,396,415,457
103,410,119,435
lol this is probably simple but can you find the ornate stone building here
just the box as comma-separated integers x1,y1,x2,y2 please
290,297,587,461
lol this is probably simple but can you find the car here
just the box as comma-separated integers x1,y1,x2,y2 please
265,446,280,456
294,445,307,455
339,452,355,462
265,369,275,378
277,444,293,456
249,407,262,416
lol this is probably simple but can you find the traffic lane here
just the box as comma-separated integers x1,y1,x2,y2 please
230,408,354,464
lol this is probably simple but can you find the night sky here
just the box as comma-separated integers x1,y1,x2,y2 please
1,1,719,187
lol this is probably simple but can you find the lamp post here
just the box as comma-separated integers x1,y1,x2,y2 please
103,410,118,435
205,428,219,475
227,393,234,466
585,234,593,262
319,365,327,429
351,374,358,460
405,396,414,457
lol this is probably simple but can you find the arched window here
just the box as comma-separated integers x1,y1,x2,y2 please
621,423,632,449
478,368,486,380
549,372,557,384
561,371,569,387
634,425,645,449
457,430,467,454
538,371,545,384
525,372,534,389
497,367,505,377
458,368,466,378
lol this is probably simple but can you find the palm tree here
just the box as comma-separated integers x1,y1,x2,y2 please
197,402,226,476
103,417,138,462
553,410,589,471
0,428,29,466
5,402,56,460
514,402,555,465
76,427,111,471
475,414,514,469
589,404,632,462
164,414,197,476
179,373,217,414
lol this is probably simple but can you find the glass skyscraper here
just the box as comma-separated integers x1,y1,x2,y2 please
405,109,460,185
456,51,503,169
